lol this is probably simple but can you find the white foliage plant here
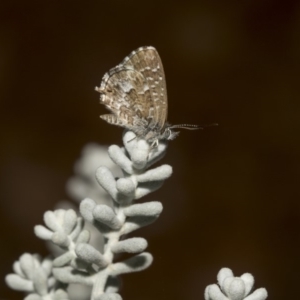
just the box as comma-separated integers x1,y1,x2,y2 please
5,131,268,300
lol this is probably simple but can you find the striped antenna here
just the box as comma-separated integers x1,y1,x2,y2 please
169,123,218,130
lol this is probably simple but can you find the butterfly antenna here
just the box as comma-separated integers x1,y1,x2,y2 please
170,124,202,130
201,123,218,128
169,123,218,130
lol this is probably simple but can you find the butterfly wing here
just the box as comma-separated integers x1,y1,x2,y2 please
119,46,168,131
97,66,153,131
97,46,168,139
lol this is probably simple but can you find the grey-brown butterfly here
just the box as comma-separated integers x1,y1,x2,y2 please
95,46,202,146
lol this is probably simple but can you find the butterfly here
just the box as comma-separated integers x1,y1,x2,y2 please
95,46,202,147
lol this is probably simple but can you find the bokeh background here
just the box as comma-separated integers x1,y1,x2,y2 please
1,1,300,299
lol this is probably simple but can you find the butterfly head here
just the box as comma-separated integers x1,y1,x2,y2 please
142,123,201,148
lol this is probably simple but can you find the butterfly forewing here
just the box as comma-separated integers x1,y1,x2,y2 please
120,47,168,131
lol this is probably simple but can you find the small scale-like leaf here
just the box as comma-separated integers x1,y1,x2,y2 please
135,181,164,199
53,289,69,300
44,211,60,232
96,167,118,200
93,205,122,230
63,209,77,234
69,217,84,241
53,252,74,267
5,274,34,292
52,266,92,285
80,198,96,222
12,261,23,277
24,294,42,300
20,253,36,280
75,243,108,267
108,145,133,174
116,178,135,197
124,201,163,217
121,215,159,235
130,139,149,170
52,231,70,247
205,284,226,300
34,225,53,240
136,165,172,182
96,293,122,300
111,238,147,254
41,257,53,277
76,229,90,244
111,252,153,276
32,268,48,296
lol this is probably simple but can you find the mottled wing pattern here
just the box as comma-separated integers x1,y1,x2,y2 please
97,66,151,130
121,47,168,130
97,46,168,135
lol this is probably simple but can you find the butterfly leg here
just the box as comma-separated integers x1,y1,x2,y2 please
150,139,159,149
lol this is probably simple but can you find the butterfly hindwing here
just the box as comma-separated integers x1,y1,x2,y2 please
99,66,154,129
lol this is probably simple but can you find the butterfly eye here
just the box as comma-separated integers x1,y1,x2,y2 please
107,89,113,93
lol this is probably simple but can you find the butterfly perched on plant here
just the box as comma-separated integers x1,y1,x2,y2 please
95,46,204,146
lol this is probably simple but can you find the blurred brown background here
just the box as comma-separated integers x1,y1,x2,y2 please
1,0,300,299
